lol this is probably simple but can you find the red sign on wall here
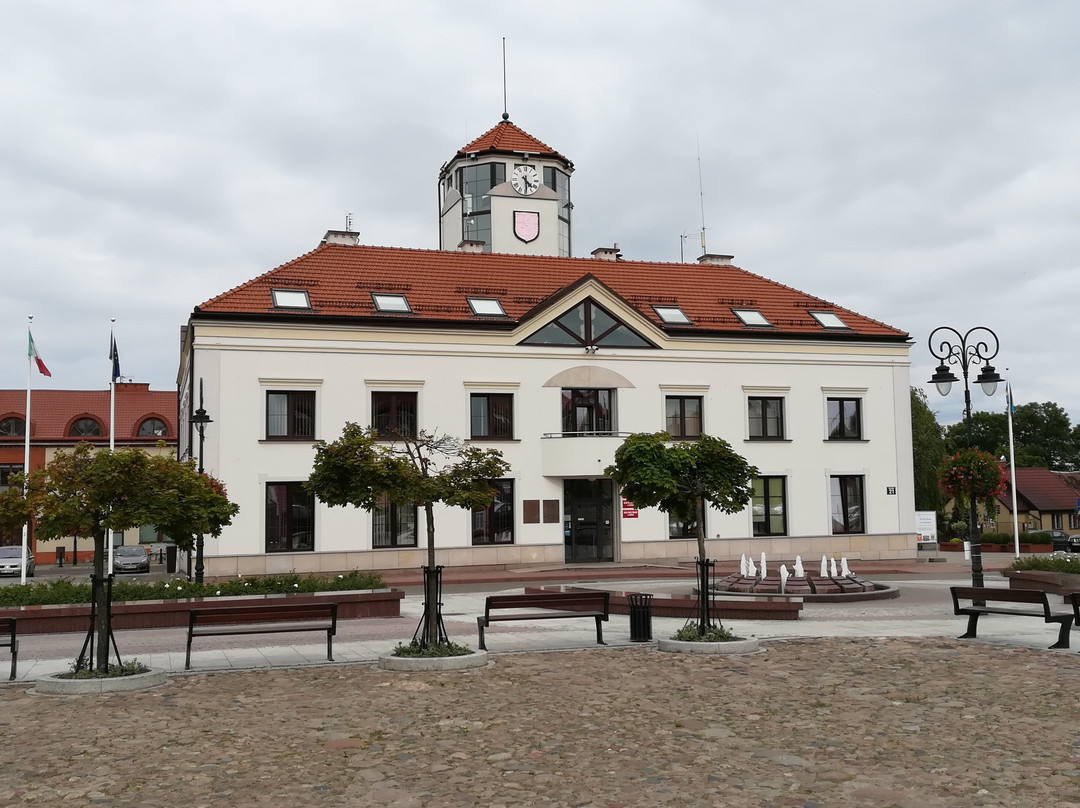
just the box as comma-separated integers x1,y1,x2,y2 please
621,498,638,518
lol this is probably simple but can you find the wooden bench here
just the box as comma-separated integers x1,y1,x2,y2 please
185,603,337,670
477,591,610,651
950,586,1073,649
1,618,16,681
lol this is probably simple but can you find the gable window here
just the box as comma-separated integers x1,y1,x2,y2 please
271,289,311,309
69,417,102,437
267,391,315,440
522,299,652,348
371,293,411,313
830,475,865,534
753,476,787,536
665,396,702,439
562,389,614,436
137,417,168,437
372,392,417,439
748,397,784,440
0,417,25,437
265,482,314,552
373,494,417,548
472,479,514,544
827,398,862,440
471,393,513,440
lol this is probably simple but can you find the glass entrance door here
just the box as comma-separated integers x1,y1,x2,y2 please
563,479,615,563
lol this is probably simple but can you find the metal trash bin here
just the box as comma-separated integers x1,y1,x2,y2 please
628,593,653,642
55,547,65,567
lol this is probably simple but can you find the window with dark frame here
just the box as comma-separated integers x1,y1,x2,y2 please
265,482,314,552
827,398,862,440
561,388,614,435
522,299,652,348
830,475,865,534
373,493,417,548
669,510,703,539
753,476,787,536
472,479,514,544
267,391,315,440
665,396,702,439
0,417,25,437
137,417,169,437
69,417,102,437
372,391,417,438
459,163,505,253
748,397,784,439
470,393,513,439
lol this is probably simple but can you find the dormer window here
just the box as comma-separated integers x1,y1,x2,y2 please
733,309,772,327
810,311,849,329
271,289,311,309
372,293,412,313
653,305,691,325
467,298,506,317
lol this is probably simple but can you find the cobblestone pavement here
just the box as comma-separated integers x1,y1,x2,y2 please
4,637,1080,808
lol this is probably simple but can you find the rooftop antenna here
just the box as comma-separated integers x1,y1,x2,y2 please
502,37,509,121
697,133,708,255
345,212,353,232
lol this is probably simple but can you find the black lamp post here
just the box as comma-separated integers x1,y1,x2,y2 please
927,326,1003,587
189,379,213,584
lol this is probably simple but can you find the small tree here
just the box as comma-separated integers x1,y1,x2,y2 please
605,432,757,561
0,443,238,672
306,423,510,646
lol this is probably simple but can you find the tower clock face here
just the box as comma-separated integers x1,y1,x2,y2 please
511,164,541,196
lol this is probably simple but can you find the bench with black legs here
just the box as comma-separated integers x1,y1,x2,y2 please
185,603,337,670
950,586,1073,649
477,591,610,651
1,618,17,681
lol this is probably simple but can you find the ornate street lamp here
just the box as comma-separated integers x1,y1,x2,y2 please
189,379,213,584
927,326,1003,587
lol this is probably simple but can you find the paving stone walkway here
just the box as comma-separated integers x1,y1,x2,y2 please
4,636,1080,807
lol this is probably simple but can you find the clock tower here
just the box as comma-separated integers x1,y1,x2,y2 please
438,115,574,256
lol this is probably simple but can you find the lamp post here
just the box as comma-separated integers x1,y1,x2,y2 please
927,326,1003,587
189,379,213,584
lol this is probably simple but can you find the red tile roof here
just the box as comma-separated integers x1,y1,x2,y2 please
195,244,908,341
1009,467,1079,511
455,118,572,169
0,384,176,444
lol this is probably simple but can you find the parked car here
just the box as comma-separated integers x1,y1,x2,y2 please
0,545,36,577
113,545,151,574
1032,530,1080,553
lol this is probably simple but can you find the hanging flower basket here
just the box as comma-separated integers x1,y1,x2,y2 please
939,448,1006,503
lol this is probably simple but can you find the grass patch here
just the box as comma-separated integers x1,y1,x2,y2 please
391,640,474,657
0,570,385,607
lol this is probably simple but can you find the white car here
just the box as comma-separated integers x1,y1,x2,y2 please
0,546,36,577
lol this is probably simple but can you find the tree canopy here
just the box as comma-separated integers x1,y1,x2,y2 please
943,401,1080,471
910,388,946,511
604,432,757,560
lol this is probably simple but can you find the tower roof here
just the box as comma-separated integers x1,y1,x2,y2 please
455,118,573,170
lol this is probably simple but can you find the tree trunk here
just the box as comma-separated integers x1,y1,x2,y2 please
695,496,707,561
93,530,110,672
424,501,439,646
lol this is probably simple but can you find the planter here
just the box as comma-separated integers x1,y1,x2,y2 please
0,589,403,635
1002,570,1080,596
377,650,488,672
940,543,964,551
656,637,760,655
33,668,167,695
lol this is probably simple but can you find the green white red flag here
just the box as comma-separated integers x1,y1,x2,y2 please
28,330,51,376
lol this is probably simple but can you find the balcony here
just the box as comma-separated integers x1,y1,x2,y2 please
540,432,630,478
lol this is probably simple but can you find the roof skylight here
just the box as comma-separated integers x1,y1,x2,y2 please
271,289,311,309
653,305,692,325
810,311,850,329
372,293,412,313
732,309,772,327
467,297,506,317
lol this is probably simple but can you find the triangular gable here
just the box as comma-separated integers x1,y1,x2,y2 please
515,276,659,349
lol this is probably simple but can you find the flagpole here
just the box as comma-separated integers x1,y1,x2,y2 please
1006,379,1020,558
21,317,33,586
108,318,117,575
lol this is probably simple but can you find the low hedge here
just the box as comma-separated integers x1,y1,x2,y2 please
1004,556,1080,574
0,570,386,608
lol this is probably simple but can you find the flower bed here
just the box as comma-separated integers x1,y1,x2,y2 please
0,589,403,635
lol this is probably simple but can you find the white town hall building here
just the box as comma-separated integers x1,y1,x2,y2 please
178,117,916,577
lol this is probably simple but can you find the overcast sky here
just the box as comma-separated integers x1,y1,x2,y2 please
2,1,1077,427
